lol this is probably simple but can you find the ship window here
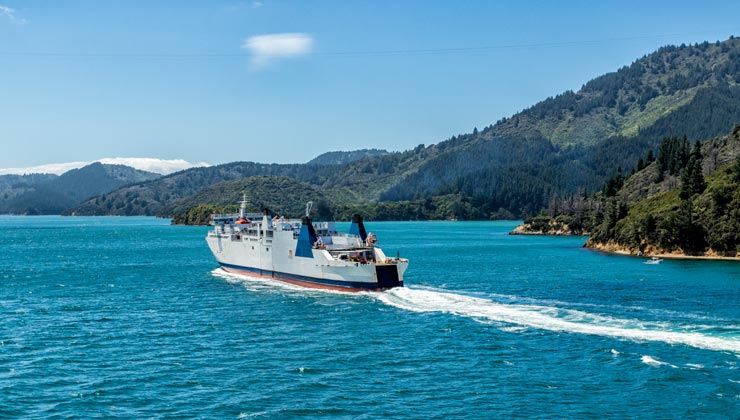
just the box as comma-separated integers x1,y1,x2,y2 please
288,250,293,259
266,248,269,252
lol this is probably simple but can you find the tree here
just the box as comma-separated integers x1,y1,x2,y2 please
679,143,706,200
733,155,740,183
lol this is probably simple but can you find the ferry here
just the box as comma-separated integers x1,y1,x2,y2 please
206,197,409,292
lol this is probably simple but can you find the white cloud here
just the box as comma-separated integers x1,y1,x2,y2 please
0,161,91,176
0,158,210,176
253,1,263,7
242,33,313,68
0,4,26,24
98,158,210,175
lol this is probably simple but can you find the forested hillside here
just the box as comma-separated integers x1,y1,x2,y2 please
583,125,740,256
69,145,441,216
0,173,57,203
1,163,160,215
70,37,740,221
518,125,740,256
381,39,740,215
307,149,388,166
167,176,333,225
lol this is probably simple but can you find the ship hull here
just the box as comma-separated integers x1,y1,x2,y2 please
220,262,402,292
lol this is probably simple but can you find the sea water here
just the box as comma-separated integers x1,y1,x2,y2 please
2,216,740,418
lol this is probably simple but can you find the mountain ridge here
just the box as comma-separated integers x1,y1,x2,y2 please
307,149,389,166
0,163,161,215
67,37,740,220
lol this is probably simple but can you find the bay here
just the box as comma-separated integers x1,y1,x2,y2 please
2,216,740,418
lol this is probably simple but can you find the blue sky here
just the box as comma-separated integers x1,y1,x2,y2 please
1,1,739,169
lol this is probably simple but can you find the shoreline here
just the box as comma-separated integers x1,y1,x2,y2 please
509,222,589,237
585,241,740,261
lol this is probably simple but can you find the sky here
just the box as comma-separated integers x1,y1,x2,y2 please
1,0,739,170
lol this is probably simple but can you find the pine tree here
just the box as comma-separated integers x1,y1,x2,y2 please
637,157,645,171
680,153,705,200
646,149,655,163
733,155,740,183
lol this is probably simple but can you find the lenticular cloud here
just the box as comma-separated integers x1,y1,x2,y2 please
0,158,209,176
97,158,209,175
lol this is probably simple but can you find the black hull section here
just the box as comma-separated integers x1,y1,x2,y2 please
376,265,402,289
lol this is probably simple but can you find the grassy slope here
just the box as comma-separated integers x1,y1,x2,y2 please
499,39,738,146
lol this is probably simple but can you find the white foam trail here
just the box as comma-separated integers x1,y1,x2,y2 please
374,287,740,354
238,412,267,419
500,326,528,333
211,268,306,293
641,355,677,368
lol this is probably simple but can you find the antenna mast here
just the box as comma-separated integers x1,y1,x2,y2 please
240,193,249,218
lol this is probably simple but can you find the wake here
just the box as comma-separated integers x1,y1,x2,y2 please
211,269,740,353
374,287,740,354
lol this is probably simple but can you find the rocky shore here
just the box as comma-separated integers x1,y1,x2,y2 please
585,239,740,261
509,219,589,236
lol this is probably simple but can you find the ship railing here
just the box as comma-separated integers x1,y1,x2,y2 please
212,212,264,219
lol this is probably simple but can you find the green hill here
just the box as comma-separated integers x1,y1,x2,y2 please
69,147,442,217
380,39,740,213
0,173,58,206
1,163,160,215
583,125,740,256
70,37,740,221
307,149,388,165
166,176,334,225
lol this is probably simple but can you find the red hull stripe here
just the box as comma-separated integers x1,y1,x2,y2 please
221,263,394,292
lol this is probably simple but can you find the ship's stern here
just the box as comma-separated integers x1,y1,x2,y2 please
375,259,408,289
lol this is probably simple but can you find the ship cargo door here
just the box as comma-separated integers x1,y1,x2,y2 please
375,265,400,289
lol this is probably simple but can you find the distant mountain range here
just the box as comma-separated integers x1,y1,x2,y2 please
0,163,160,214
11,37,740,221
0,157,208,176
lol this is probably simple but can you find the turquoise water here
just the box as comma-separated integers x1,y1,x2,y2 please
2,216,740,418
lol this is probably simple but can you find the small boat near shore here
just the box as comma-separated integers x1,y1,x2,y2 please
644,257,663,264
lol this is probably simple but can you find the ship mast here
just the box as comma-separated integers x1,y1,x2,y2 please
305,201,313,217
240,194,248,218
